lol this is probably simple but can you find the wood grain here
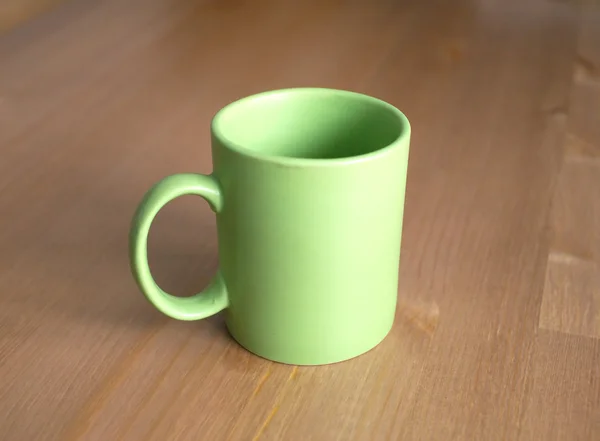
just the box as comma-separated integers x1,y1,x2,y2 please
0,0,599,440
520,330,600,440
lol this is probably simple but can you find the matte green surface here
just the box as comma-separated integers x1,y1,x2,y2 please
130,88,411,365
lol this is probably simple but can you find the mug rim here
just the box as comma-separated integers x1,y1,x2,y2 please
211,87,411,167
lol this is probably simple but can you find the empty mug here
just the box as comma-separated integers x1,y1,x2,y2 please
129,88,411,365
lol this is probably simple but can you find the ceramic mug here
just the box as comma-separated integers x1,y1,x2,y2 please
129,88,411,365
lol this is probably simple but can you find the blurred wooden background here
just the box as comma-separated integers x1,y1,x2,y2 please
0,0,68,32
1,0,599,440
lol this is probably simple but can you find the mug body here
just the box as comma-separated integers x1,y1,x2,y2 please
210,88,410,365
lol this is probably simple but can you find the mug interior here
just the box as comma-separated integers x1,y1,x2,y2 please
212,88,407,160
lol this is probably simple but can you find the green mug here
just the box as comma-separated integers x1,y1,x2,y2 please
129,88,411,365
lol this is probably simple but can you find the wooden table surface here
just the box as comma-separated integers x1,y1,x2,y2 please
1,0,599,439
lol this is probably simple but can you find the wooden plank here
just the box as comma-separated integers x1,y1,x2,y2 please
366,1,581,439
539,0,600,339
540,160,600,338
528,2,600,438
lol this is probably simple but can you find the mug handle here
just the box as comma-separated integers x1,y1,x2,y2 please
129,173,229,320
